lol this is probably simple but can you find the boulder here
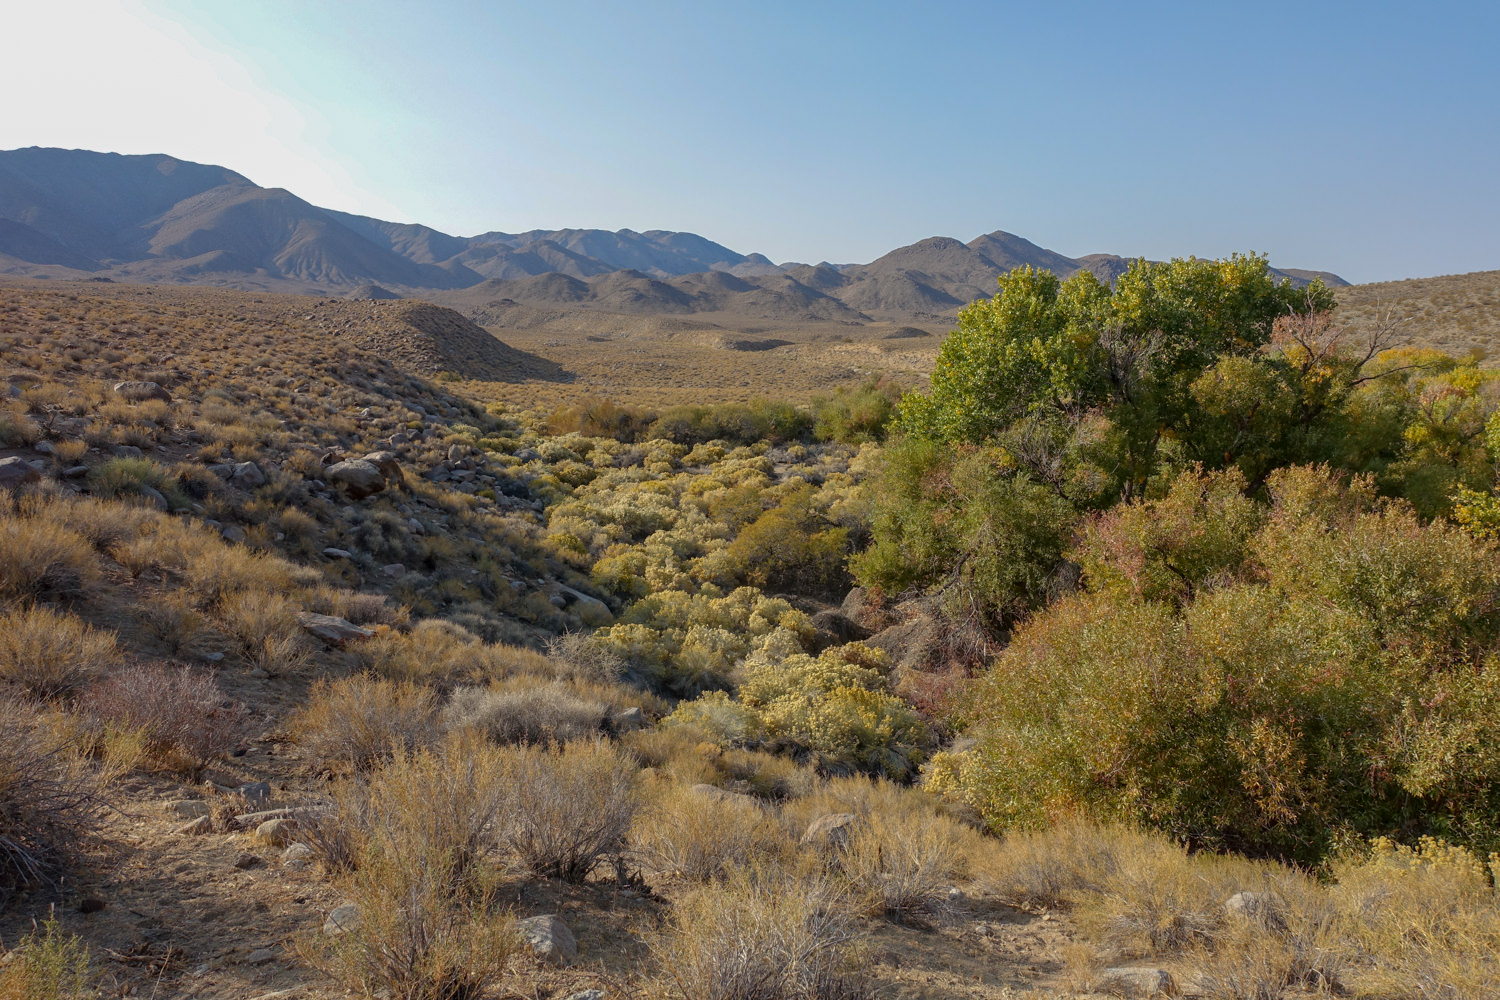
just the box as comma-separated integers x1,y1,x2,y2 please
1225,890,1285,930
1096,967,1177,997
237,781,272,805
113,380,172,403
296,612,374,645
611,706,647,733
517,914,577,966
165,799,210,820
361,451,406,488
326,459,386,499
324,903,360,936
110,444,144,459
550,585,613,627
0,456,41,490
800,813,857,852
139,485,169,511
229,462,265,489
254,817,298,847
175,815,213,836
810,609,869,646
322,547,352,559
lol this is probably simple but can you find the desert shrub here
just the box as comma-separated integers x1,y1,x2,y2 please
84,663,245,777
652,867,873,1000
839,804,973,920
630,781,787,883
546,395,656,442
719,484,850,598
303,739,517,1000
546,630,625,684
0,917,96,999
496,739,638,881
217,588,311,673
650,400,813,447
971,819,1159,910
86,456,183,507
291,675,440,774
0,513,100,600
357,619,498,683
811,378,901,444
444,682,606,745
0,605,118,699
0,700,102,904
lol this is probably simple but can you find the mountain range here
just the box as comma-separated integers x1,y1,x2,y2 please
0,147,1347,323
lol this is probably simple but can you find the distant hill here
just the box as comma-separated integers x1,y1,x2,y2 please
0,146,1350,322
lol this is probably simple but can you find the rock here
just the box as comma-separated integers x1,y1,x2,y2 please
324,903,360,936
611,706,647,733
245,947,277,965
238,781,272,805
113,380,172,403
76,897,106,914
282,843,314,870
296,612,374,645
447,443,467,462
407,517,425,535
33,440,55,455
0,456,42,490
864,613,943,673
322,547,352,559
207,463,234,479
166,799,211,820
517,914,577,966
1097,967,1177,997
801,813,857,852
139,485,169,511
380,562,404,577
232,852,261,870
326,459,386,499
229,462,265,489
810,609,869,646
175,815,213,836
62,465,89,478
1225,891,1285,930
564,992,604,1000
362,451,406,488
254,818,298,847
319,449,344,466
110,444,144,459
947,887,966,904
551,585,613,627
220,524,247,544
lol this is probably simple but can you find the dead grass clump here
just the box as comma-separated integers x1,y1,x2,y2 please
0,514,99,600
1190,894,1346,1000
840,804,972,921
976,818,1157,910
444,682,607,745
216,588,312,673
0,700,103,904
547,630,626,684
0,605,118,698
630,780,788,884
292,675,440,773
84,663,246,777
358,619,495,683
652,867,874,1000
496,739,638,882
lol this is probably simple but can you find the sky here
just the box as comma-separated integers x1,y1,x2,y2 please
4,0,1497,283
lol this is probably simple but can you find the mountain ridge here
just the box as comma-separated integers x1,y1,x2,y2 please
0,147,1350,324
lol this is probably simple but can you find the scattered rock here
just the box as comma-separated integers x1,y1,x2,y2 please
33,440,55,455
326,459,386,499
1225,890,1286,930
564,992,604,1000
139,485,169,511
282,843,314,870
245,948,277,965
238,781,272,805
62,465,89,478
175,815,213,836
221,524,247,543
611,706,647,733
232,852,262,870
113,380,172,403
324,903,360,936
229,461,266,489
109,444,144,459
254,817,298,847
296,612,374,645
447,443,467,463
0,456,42,490
550,585,613,627
322,547,352,559
166,799,211,820
76,897,106,914
380,562,404,577
1097,967,1178,997
801,813,857,852
517,914,577,966
407,517,425,535
362,450,406,488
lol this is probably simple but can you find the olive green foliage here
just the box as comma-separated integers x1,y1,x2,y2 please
650,400,812,446
940,465,1500,861
810,377,902,444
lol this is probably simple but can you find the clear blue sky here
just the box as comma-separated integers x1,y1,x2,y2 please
5,1,1497,282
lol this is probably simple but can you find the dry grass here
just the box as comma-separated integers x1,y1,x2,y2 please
629,780,789,884
84,662,246,778
0,512,99,601
0,917,96,1000
0,701,103,904
1336,269,1500,361
444,681,607,745
0,605,118,699
291,674,440,774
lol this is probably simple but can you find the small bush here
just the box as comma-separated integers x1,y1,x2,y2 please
0,916,96,999
86,456,182,506
630,781,787,883
0,700,102,903
0,606,118,699
496,739,638,881
0,515,99,600
444,682,606,745
652,867,873,1000
291,675,440,774
85,663,245,777
840,805,971,921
